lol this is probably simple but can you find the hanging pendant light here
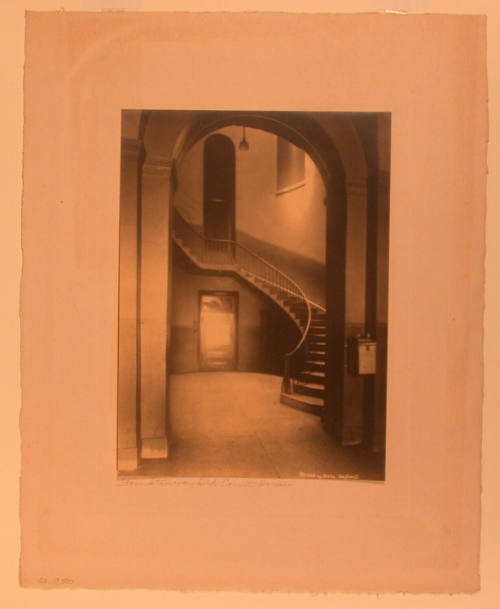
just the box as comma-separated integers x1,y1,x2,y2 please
238,126,249,151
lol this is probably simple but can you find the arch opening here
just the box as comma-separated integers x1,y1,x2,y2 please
117,109,390,479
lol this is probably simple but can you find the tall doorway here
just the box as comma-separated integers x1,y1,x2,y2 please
199,291,238,371
203,134,236,242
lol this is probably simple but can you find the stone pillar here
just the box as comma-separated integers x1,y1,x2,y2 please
345,179,368,326
324,176,368,445
342,178,368,445
323,183,347,441
370,114,391,452
362,113,391,453
372,167,390,453
139,155,174,459
117,138,143,471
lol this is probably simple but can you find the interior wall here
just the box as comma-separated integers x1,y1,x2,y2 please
175,126,327,263
170,255,299,374
236,230,326,307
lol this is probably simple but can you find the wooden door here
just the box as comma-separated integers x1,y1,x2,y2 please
203,134,235,242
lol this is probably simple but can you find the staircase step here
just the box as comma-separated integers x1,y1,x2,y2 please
289,303,308,311
271,288,288,300
307,336,326,351
298,371,326,384
308,344,326,352
308,328,326,335
303,360,325,372
283,296,302,305
309,350,326,361
288,306,307,316
280,392,323,416
294,382,325,398
290,313,304,325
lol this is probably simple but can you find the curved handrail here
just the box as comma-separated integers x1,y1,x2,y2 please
173,208,307,301
172,207,313,385
308,299,326,313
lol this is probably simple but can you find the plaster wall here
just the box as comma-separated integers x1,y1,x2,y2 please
170,260,299,374
175,126,327,263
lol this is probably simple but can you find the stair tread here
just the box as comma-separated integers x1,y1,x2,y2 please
300,370,325,378
295,386,325,398
280,392,324,407
295,380,325,390
282,392,324,406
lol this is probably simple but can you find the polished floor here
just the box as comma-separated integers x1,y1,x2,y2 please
126,372,385,480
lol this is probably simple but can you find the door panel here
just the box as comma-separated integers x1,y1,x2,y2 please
199,292,237,371
203,134,235,241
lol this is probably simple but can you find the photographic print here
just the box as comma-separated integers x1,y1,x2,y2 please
20,11,485,592
117,110,390,481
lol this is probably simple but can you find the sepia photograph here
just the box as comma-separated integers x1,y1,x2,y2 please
18,10,488,593
117,110,390,480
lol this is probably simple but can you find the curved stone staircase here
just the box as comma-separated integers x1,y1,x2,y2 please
281,307,326,415
172,208,326,415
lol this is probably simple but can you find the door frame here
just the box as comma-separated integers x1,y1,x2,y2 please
203,133,236,242
198,289,239,371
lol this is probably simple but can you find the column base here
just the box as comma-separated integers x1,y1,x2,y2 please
140,436,168,459
117,446,139,471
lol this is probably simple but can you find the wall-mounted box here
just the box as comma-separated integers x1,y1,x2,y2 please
347,336,376,375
